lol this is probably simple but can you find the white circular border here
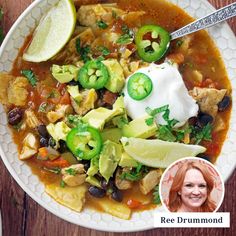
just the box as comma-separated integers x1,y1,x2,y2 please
0,0,235,232
159,157,225,213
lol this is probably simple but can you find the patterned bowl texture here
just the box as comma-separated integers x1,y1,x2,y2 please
0,0,235,232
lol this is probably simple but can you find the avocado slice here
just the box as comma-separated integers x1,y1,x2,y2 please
67,85,82,104
85,176,102,188
103,59,125,93
101,128,122,143
82,107,124,130
122,116,157,138
99,140,122,182
119,152,138,168
52,64,79,83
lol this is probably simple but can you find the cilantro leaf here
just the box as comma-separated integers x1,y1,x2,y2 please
60,180,66,188
116,34,133,45
153,185,161,204
97,46,110,56
191,123,212,144
96,20,108,29
76,38,91,62
38,102,48,113
120,164,149,181
21,69,37,87
65,168,77,176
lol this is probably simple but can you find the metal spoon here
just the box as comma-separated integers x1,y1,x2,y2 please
170,2,236,40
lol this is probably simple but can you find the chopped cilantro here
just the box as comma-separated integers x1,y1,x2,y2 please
156,126,176,142
116,34,133,45
120,164,149,181
145,117,154,126
21,69,37,87
67,114,83,127
65,168,77,176
96,20,108,29
60,180,66,188
13,121,23,131
153,185,161,204
191,123,212,144
38,102,48,113
97,46,110,56
121,25,130,34
76,38,91,63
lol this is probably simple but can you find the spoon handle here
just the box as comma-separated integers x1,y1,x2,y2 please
170,2,236,40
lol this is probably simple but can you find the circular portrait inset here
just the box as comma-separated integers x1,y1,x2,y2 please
159,157,224,213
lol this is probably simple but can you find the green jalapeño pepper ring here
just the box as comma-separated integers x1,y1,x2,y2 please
127,73,153,100
66,125,103,160
78,60,110,89
135,25,170,63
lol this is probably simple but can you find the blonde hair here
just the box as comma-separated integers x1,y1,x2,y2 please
168,161,217,212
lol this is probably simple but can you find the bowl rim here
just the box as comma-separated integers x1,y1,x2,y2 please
0,0,236,232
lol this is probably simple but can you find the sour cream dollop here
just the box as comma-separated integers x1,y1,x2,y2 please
123,62,199,127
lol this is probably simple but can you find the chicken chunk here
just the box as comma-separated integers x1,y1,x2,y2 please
115,168,133,190
189,87,227,118
47,104,73,123
71,89,97,116
25,109,41,128
8,77,29,106
62,164,86,187
139,169,162,195
19,133,39,160
0,74,29,106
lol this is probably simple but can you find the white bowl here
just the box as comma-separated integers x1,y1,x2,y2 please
0,0,235,232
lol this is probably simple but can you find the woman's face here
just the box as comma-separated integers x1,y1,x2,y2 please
179,168,208,211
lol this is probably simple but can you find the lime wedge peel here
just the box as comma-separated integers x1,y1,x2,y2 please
121,137,206,168
23,0,76,62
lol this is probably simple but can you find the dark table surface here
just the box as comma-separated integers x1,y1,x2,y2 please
0,0,235,235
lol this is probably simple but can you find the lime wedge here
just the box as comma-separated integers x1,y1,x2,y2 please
23,0,76,62
121,137,206,168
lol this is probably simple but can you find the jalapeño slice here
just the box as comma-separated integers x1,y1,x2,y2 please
66,125,102,160
135,25,170,62
78,60,109,89
127,73,153,101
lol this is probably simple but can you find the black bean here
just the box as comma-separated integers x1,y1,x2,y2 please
197,112,213,127
79,160,90,171
218,96,231,112
68,80,79,86
58,140,68,153
101,179,109,190
39,137,49,147
8,107,23,125
49,137,57,148
37,124,49,138
111,189,123,202
88,186,106,198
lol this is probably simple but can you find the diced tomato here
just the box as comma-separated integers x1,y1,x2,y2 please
200,78,219,89
194,53,208,64
126,199,142,209
59,91,71,105
42,157,70,169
